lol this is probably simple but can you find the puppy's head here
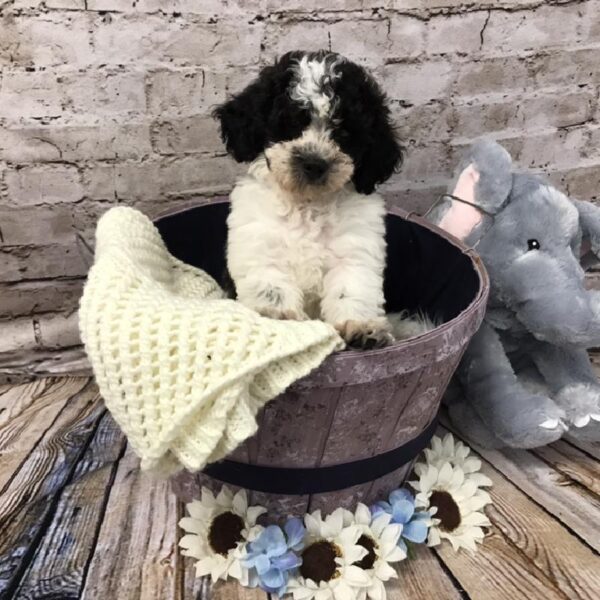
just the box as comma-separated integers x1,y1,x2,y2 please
213,50,403,197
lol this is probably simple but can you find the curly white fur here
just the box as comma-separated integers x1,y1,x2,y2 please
227,157,388,335
290,55,342,119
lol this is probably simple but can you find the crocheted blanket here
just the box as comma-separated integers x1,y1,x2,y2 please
79,207,344,475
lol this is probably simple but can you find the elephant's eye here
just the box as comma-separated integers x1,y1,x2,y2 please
527,239,541,251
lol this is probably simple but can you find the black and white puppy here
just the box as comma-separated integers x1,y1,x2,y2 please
213,50,403,349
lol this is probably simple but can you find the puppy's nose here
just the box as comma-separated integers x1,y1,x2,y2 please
299,155,330,182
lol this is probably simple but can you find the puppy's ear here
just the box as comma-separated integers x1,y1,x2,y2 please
212,52,301,162
334,63,403,195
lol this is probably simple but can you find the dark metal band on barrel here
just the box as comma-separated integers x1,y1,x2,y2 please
202,416,439,495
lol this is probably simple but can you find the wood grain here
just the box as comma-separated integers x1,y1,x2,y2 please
0,380,103,596
182,570,211,600
0,378,89,491
472,445,600,553
436,528,566,600
3,376,600,600
533,440,600,497
565,435,600,461
12,412,126,599
80,446,180,600
0,378,47,415
387,545,464,600
211,581,269,600
436,426,600,599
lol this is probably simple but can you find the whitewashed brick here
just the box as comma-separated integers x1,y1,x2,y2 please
0,280,84,318
383,61,455,105
0,15,93,67
0,244,88,282
83,156,242,201
400,143,454,181
483,3,588,54
14,0,85,8
388,16,426,58
393,103,454,143
427,11,489,55
0,318,37,354
3,0,600,365
147,67,257,116
0,206,75,246
47,0,86,8
0,71,64,119
5,165,83,206
71,200,118,244
134,0,264,14
86,0,136,9
62,70,147,115
159,155,244,196
0,122,152,163
450,91,595,141
114,161,164,200
262,20,332,61
82,165,119,201
328,20,391,65
263,18,394,65
152,115,222,154
392,0,542,9
0,70,146,119
36,311,81,349
455,55,530,98
93,16,261,66
532,47,600,89
266,0,387,10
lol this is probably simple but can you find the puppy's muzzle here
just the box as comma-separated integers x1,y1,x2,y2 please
293,152,331,185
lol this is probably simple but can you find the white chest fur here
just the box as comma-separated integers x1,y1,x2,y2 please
226,161,387,324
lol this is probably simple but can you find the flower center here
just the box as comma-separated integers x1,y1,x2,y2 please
429,490,461,532
354,534,378,570
300,541,340,583
208,511,245,556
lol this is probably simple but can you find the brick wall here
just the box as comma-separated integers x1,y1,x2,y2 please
1,0,599,381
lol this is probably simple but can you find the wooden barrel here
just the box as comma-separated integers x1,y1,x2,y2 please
157,199,488,520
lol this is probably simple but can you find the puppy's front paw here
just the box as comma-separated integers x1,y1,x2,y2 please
257,306,308,321
336,320,394,350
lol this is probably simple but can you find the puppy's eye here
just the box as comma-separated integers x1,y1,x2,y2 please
527,239,540,251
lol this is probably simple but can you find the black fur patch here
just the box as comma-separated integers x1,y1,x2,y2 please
330,61,403,194
213,50,403,194
212,51,310,162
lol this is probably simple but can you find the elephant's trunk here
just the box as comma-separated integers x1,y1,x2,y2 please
514,289,600,347
505,252,600,347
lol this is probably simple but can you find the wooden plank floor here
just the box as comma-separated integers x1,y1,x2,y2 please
1,378,599,599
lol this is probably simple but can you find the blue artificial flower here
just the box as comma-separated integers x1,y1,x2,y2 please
372,488,430,555
243,518,305,597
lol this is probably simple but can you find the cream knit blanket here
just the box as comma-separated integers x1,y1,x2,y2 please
79,207,343,475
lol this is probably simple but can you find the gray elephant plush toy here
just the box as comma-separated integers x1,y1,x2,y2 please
430,139,600,448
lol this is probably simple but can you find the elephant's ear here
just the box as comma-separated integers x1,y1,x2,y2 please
434,139,513,241
574,199,600,268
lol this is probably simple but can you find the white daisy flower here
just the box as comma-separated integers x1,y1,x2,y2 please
178,486,266,585
418,433,492,488
410,462,491,553
287,508,371,600
342,504,406,600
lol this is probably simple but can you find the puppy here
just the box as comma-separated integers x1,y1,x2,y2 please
213,50,403,349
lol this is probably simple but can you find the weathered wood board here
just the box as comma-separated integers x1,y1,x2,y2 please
1,377,600,599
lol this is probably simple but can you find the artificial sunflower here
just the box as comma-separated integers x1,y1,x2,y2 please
178,486,266,585
342,503,406,600
287,508,370,600
419,433,493,488
410,462,491,552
